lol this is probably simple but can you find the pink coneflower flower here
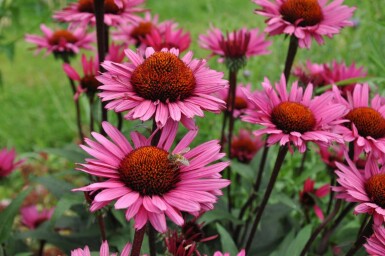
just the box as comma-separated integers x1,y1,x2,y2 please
0,148,24,178
333,83,385,160
199,27,271,70
106,42,127,63
323,61,367,95
98,47,227,128
53,0,145,27
25,24,94,57
253,0,355,48
71,240,133,256
63,54,100,100
142,21,191,52
74,121,230,232
293,61,327,88
299,178,329,220
231,129,264,164
334,154,385,225
364,225,385,255
242,75,346,153
212,249,246,256
20,205,54,229
217,83,254,118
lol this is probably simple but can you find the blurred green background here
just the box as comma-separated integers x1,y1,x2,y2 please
1,0,384,152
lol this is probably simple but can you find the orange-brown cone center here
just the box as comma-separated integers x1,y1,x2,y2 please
365,174,385,208
234,96,248,110
280,0,324,27
81,75,100,93
346,107,385,139
78,0,121,14
49,30,78,45
271,102,316,133
131,22,153,41
131,52,196,103
118,146,180,196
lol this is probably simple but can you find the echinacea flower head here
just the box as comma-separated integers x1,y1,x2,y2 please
63,54,100,100
71,240,134,256
242,75,346,153
364,225,385,256
98,47,227,128
334,154,385,225
199,27,271,71
293,60,327,88
323,61,367,96
299,178,329,220
231,129,264,164
0,148,24,178
217,83,255,118
20,205,54,229
142,21,191,53
25,24,94,58
74,121,230,232
254,0,355,48
318,143,345,169
212,249,246,256
113,12,161,47
53,0,145,27
334,83,385,160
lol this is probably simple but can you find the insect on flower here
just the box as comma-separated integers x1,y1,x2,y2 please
168,147,190,167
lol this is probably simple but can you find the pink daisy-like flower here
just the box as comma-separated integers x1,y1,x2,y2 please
20,205,54,229
293,60,327,88
212,249,246,256
364,225,385,255
98,47,227,128
71,240,134,256
334,154,385,225
318,144,345,169
199,26,271,70
74,121,230,232
253,0,355,48
0,148,24,178
63,54,100,100
323,61,367,96
333,83,385,160
242,75,346,153
113,12,162,47
142,21,191,53
231,129,264,164
217,83,254,118
53,0,145,27
299,178,330,220
25,24,94,57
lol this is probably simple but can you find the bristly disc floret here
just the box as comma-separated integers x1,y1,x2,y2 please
279,0,324,27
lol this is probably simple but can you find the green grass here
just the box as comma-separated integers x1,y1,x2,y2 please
1,0,385,152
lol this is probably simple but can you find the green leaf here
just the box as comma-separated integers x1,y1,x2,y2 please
33,176,74,198
285,224,312,256
200,209,243,226
50,193,83,227
269,229,295,256
216,223,238,256
43,144,88,163
230,160,255,180
0,188,30,243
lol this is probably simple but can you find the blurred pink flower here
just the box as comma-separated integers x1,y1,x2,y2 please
98,47,227,129
143,21,191,53
53,0,145,27
0,148,24,178
334,154,385,225
242,75,346,153
212,249,246,256
25,24,94,57
364,224,385,255
217,83,254,118
333,83,385,160
299,178,330,220
74,121,230,232
199,26,270,70
318,144,345,169
254,0,355,48
71,240,134,256
231,129,264,164
63,54,99,100
20,205,54,229
293,61,327,88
